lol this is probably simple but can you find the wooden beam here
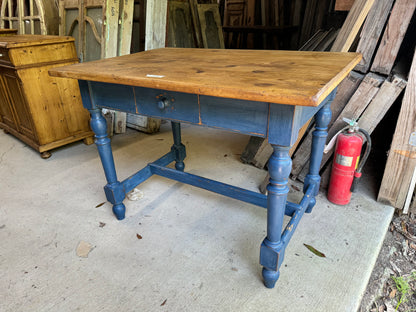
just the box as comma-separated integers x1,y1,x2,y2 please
145,0,168,50
118,0,135,56
370,0,416,76
354,0,395,74
378,49,416,209
357,75,407,134
335,0,355,11
103,0,120,58
330,0,375,52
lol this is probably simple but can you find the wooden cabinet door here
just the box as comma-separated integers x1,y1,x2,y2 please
2,72,36,140
0,75,18,130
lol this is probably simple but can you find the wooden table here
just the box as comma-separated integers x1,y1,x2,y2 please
49,48,361,288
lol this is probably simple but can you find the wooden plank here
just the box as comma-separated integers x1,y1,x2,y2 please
137,0,167,134
50,49,362,107
103,0,120,58
251,139,273,169
118,0,135,56
357,75,407,134
354,0,394,74
335,0,355,11
145,0,168,50
299,29,328,51
240,136,265,164
114,111,127,133
330,0,375,52
197,3,225,49
410,189,416,215
315,28,339,52
378,50,416,209
370,0,416,76
291,70,364,178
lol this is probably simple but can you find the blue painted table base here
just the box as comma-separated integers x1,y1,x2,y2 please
82,79,334,288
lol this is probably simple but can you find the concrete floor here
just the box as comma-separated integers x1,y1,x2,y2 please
0,122,393,312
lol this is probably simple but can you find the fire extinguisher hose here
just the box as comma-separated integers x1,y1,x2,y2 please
350,128,372,192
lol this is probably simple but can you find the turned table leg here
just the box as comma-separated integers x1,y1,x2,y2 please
260,145,292,288
171,121,186,171
89,108,126,220
303,102,332,213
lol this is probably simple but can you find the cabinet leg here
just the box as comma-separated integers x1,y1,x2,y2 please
260,145,291,288
83,136,95,145
40,151,51,159
303,102,332,213
171,121,186,171
89,108,126,220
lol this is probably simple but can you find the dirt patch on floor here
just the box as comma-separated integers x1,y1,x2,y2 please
359,212,416,312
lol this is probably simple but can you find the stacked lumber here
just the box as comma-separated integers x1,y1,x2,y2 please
290,0,416,211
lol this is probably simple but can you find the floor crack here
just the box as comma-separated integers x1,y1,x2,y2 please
0,144,16,165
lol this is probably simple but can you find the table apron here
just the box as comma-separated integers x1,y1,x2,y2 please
79,80,335,145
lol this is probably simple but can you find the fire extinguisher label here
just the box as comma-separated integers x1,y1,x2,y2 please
335,153,353,167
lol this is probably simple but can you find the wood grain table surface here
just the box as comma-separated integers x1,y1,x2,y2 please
49,48,361,107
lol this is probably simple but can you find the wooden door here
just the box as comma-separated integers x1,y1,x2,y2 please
0,75,18,130
167,1,197,48
59,0,83,58
197,3,225,48
2,72,36,140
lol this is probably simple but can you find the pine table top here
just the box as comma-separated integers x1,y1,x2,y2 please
49,48,361,107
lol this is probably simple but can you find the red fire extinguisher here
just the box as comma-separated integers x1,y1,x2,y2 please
327,119,371,205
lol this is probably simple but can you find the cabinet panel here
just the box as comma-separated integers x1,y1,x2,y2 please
0,75,17,130
2,73,36,140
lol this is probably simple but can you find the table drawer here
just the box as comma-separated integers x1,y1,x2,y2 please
88,82,199,124
135,87,199,124
200,95,269,137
